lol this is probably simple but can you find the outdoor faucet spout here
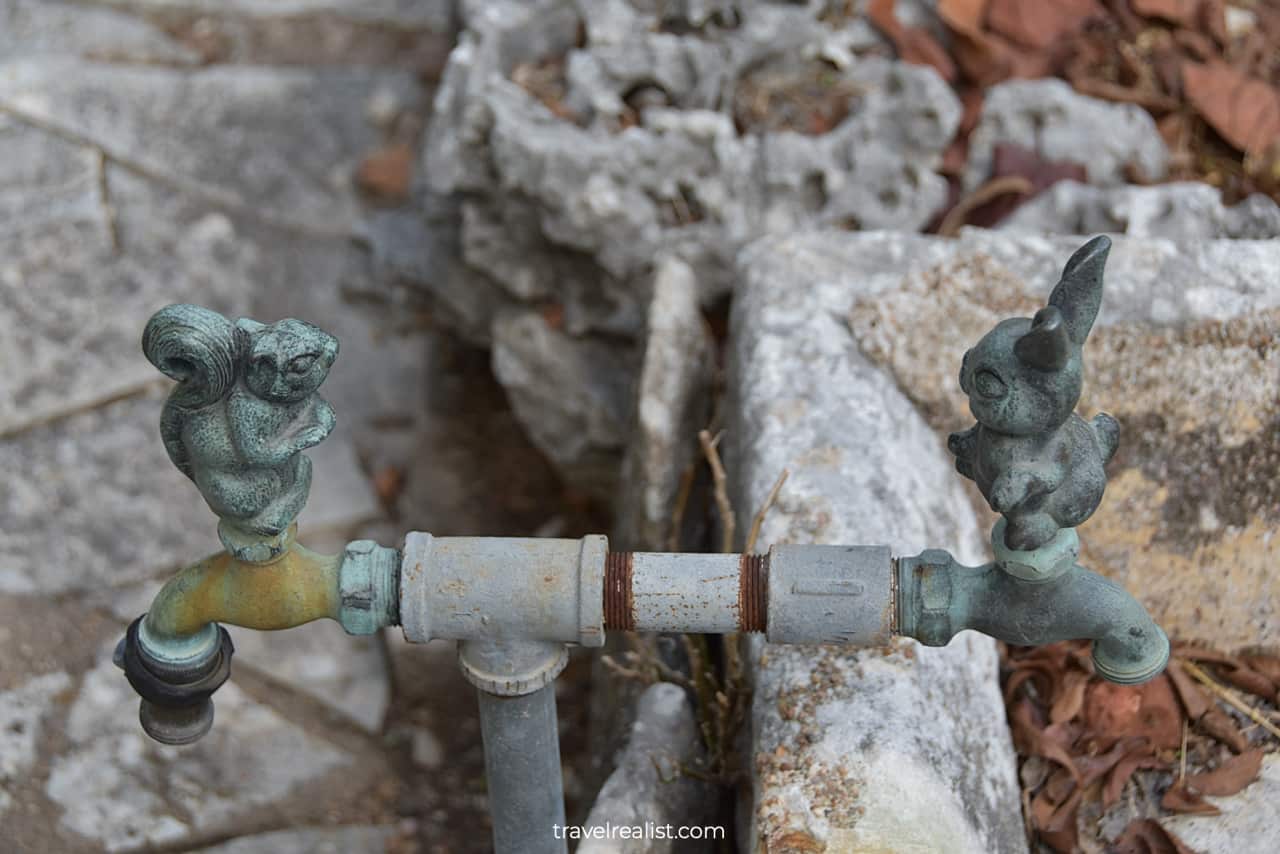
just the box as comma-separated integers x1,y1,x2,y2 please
143,527,342,644
897,522,1169,685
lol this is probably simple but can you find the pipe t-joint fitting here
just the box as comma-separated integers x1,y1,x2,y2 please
399,534,607,646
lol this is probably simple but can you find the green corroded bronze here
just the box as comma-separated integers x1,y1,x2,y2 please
119,305,397,744
897,533,1170,686
143,304,338,561
898,236,1169,686
947,235,1119,551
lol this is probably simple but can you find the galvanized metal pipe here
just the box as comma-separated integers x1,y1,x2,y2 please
458,640,568,854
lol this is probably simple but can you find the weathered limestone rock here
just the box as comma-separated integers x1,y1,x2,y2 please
492,309,638,497
842,229,1280,648
1,0,198,63
1002,181,1280,240
0,138,254,436
965,79,1168,191
579,683,715,854
0,392,223,595
422,0,959,494
0,670,73,818
727,233,1025,853
614,257,714,550
0,60,423,235
1161,755,1280,853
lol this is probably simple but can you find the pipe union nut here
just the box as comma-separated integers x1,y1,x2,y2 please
338,540,400,635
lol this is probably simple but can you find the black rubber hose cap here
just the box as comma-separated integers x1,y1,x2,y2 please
117,616,234,745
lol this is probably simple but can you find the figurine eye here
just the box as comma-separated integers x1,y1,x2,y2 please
974,369,1006,399
287,354,317,375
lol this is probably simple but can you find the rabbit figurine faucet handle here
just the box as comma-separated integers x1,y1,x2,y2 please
947,236,1119,552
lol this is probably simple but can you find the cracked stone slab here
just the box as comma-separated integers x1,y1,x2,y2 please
103,0,456,29
0,59,424,235
0,131,255,436
0,0,199,63
0,670,73,819
727,231,1024,853
0,390,223,595
840,229,1280,648
191,824,397,854
45,642,353,852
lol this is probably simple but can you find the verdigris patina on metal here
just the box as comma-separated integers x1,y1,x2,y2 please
898,235,1169,685
115,304,398,745
948,235,1118,551
142,304,338,562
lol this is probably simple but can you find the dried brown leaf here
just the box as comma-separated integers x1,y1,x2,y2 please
1167,659,1211,720
1184,748,1264,796
1104,753,1167,808
867,0,958,82
1051,669,1091,723
355,143,414,202
1183,60,1280,157
1133,0,1199,26
1114,818,1199,854
937,0,989,31
938,0,1014,85
1200,0,1228,47
986,0,1102,49
1198,708,1249,753
1085,676,1183,750
1161,781,1221,814
1216,664,1276,701
1241,653,1280,686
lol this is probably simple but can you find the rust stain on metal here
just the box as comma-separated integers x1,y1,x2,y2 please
739,553,768,633
603,551,635,631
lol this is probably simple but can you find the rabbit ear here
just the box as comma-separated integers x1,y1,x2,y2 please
1047,235,1110,346
1015,306,1072,371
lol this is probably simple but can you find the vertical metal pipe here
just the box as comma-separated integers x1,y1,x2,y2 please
476,684,566,854
458,640,569,854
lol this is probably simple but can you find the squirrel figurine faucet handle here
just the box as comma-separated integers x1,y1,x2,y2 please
142,304,339,561
947,235,1119,552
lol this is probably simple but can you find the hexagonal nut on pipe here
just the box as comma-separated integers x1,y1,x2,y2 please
766,545,894,645
338,540,400,635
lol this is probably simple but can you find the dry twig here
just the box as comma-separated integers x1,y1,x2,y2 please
1183,660,1280,741
698,429,735,553
938,175,1034,236
744,468,789,555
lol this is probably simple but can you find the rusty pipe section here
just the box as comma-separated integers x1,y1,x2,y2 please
397,535,896,646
